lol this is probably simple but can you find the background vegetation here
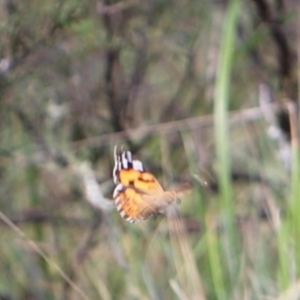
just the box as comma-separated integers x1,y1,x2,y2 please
0,0,299,299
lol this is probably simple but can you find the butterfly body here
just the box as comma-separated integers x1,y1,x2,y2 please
112,146,189,223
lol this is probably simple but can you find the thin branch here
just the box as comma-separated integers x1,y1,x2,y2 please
72,103,282,149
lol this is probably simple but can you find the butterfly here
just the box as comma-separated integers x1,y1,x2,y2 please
112,146,191,223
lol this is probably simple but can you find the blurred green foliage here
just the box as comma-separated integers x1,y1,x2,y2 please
0,0,299,299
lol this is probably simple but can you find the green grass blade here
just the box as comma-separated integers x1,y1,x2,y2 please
213,0,241,292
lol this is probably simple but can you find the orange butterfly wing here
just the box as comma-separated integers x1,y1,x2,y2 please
112,146,189,223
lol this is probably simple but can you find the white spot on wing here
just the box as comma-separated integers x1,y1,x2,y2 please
127,151,132,162
121,152,128,168
132,160,144,171
113,146,120,184
113,184,124,198
117,203,123,212
126,217,135,223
